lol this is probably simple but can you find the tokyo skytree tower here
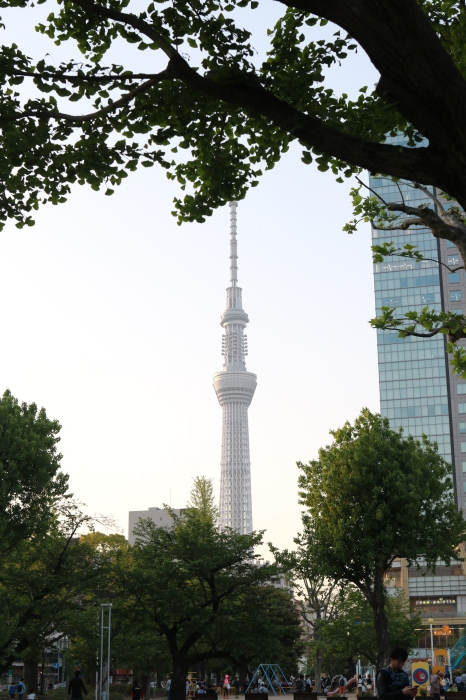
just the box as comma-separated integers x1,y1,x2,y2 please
213,202,257,534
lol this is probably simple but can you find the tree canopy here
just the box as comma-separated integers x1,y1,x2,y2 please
0,0,466,228
319,587,420,675
118,504,284,700
297,408,465,668
271,540,341,691
0,388,68,555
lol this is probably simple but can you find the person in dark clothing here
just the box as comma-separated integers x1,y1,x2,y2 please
377,647,418,700
68,670,88,700
130,680,144,700
295,676,305,693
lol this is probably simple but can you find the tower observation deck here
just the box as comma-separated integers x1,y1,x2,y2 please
213,202,256,534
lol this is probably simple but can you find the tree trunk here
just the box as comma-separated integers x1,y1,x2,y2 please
171,660,189,700
24,655,39,692
140,673,150,700
345,659,356,680
369,572,390,669
239,664,249,691
314,633,323,692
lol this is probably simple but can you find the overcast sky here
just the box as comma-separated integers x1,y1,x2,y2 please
1,3,380,554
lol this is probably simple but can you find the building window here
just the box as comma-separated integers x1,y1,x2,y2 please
450,273,461,283
462,462,466,473
451,290,463,302
421,293,435,304
458,385,466,394
448,255,460,266
461,442,466,452
460,424,466,434
464,482,466,493
446,240,457,248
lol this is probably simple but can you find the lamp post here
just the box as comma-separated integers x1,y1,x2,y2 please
99,603,112,700
428,618,435,668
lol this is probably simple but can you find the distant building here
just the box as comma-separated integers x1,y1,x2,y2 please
370,145,466,510
370,145,466,654
127,507,184,545
213,202,256,534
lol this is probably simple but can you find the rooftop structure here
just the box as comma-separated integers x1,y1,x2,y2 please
127,506,184,545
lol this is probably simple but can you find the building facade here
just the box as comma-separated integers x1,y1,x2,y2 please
370,149,466,651
371,162,466,511
213,202,256,534
127,506,184,545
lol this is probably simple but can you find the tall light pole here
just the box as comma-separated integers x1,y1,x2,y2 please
99,604,112,700
428,617,435,668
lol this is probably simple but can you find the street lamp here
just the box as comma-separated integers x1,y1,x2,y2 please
428,618,435,668
99,604,112,700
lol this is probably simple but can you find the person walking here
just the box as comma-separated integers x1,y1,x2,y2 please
8,683,16,700
234,677,240,699
431,672,444,700
16,679,26,700
68,670,88,700
166,677,171,700
223,675,230,700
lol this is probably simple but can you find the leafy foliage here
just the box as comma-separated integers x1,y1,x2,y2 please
0,507,102,675
345,175,466,375
185,475,219,525
271,540,341,691
0,388,68,555
0,0,465,227
320,587,421,672
297,408,465,667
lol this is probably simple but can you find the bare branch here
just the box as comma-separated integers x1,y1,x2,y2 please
22,73,168,123
10,69,165,84
356,175,389,206
371,217,424,231
401,180,446,213
395,179,405,206
399,329,441,338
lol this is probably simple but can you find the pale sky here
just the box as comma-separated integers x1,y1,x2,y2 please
1,3,380,554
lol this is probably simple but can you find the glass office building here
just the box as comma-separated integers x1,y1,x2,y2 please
371,139,466,623
370,156,466,511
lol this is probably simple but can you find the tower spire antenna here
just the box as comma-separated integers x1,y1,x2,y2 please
213,202,256,534
229,201,238,287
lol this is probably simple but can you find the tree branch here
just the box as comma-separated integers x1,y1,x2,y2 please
11,69,165,84
370,217,424,231
39,0,456,192
22,74,168,123
356,175,389,207
69,0,178,58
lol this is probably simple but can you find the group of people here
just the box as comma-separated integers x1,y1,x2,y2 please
7,679,36,700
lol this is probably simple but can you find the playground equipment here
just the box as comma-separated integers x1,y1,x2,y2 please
450,636,466,671
246,665,293,696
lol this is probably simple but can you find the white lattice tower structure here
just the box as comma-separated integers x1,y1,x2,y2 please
213,202,256,534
